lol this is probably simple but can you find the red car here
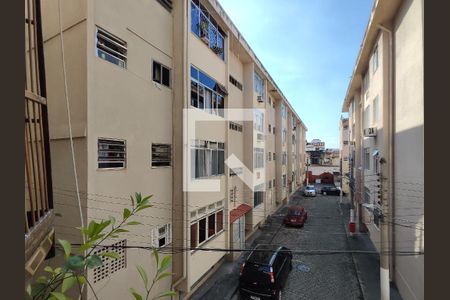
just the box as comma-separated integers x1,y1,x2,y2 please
284,206,307,227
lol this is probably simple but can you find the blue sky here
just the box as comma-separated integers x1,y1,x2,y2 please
218,0,373,148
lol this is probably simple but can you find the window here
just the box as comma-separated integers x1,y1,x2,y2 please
230,188,235,202
96,27,127,68
292,134,296,144
254,71,265,99
282,152,287,165
343,141,349,145
191,207,224,248
372,45,379,73
156,0,173,11
273,178,276,187
153,61,171,88
282,129,287,144
364,148,370,170
229,75,243,91
190,223,198,249
254,110,264,132
191,0,225,60
281,104,287,119
268,124,271,132
364,186,371,204
273,152,276,160
372,96,379,124
282,175,287,187
151,224,172,248
254,184,264,207
98,138,126,169
229,167,243,176
229,122,243,132
191,65,225,117
363,71,369,94
268,152,271,161
273,126,276,134
268,97,272,106
268,180,272,189
191,140,225,178
254,148,264,169
152,144,171,167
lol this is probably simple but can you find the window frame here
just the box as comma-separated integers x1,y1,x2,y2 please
190,207,225,250
152,60,172,88
151,143,172,168
95,27,127,69
97,138,126,170
372,45,379,74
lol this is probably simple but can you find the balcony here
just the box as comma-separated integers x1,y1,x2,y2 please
25,0,54,278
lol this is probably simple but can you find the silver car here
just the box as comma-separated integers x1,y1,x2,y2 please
303,185,316,197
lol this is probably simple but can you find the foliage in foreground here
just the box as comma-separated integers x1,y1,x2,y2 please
26,193,177,300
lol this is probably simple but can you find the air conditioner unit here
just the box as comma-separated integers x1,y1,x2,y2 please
257,95,264,103
363,127,377,137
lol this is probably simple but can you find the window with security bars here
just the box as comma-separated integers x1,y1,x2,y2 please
96,27,127,68
98,138,126,169
152,224,172,248
93,239,127,283
152,144,171,167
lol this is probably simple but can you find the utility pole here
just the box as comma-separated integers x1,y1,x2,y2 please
379,157,390,300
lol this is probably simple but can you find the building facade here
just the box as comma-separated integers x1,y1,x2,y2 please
342,0,424,299
339,118,350,194
40,0,307,299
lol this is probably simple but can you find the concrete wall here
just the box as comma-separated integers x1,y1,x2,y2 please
393,0,424,299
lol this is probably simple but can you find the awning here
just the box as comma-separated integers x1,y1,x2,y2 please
230,203,252,223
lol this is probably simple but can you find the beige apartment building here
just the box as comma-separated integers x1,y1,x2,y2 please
342,0,424,299
339,118,350,194
40,0,306,299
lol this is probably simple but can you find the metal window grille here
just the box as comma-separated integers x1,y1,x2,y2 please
96,27,127,68
152,143,171,167
98,138,126,169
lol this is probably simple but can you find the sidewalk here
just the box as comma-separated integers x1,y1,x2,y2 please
340,198,403,300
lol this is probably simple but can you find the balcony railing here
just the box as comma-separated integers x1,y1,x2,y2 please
25,0,54,277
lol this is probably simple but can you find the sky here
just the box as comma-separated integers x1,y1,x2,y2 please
218,0,374,148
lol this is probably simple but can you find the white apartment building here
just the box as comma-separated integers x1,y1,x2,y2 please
41,0,307,299
342,0,424,299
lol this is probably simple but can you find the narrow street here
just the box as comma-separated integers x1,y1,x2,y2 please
192,187,364,300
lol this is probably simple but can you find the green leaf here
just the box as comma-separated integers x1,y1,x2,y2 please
66,255,85,270
152,248,160,267
54,267,62,274
29,283,47,298
135,205,152,213
44,266,53,273
25,284,32,297
78,241,94,254
129,288,143,300
77,275,87,285
86,254,103,269
153,291,178,299
92,220,111,237
58,239,71,260
50,292,68,300
87,220,99,238
159,256,172,274
123,208,131,220
126,221,142,226
61,274,77,293
98,251,120,260
156,272,172,282
113,228,129,233
36,276,48,284
135,192,142,204
136,266,148,289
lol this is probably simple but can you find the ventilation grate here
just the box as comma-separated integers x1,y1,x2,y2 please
93,239,127,283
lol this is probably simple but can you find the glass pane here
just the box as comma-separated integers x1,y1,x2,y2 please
191,2,200,36
153,62,161,83
198,85,205,109
190,223,198,248
162,67,170,87
208,214,216,237
191,81,198,107
199,218,206,243
191,65,199,80
216,210,223,232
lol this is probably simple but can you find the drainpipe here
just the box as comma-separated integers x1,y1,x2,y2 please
377,23,395,300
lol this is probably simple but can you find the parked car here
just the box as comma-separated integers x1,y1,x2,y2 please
239,244,293,300
303,185,316,197
284,206,307,227
321,186,341,196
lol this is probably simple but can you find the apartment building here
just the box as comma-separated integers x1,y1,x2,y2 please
40,0,306,299
342,0,424,299
339,118,350,194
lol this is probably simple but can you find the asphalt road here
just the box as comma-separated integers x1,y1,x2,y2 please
234,189,363,300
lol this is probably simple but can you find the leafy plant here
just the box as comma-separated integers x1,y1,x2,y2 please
26,193,177,300
128,249,177,300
